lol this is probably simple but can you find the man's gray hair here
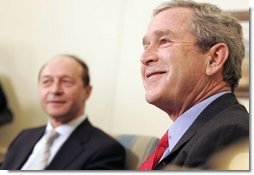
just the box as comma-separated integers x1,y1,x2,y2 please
153,0,245,91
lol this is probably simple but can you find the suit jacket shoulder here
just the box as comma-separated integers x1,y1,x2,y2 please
157,93,249,169
0,126,45,170
47,119,126,170
1,119,126,170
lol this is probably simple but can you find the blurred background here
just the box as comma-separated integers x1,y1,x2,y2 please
0,0,249,156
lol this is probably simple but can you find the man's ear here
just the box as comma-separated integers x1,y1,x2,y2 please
83,85,92,101
206,43,229,76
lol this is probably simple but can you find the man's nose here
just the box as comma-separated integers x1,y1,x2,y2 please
50,81,63,95
140,46,159,65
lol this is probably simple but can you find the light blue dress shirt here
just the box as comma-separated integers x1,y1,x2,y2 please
159,91,230,162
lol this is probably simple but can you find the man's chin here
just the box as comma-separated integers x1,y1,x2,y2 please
145,94,157,105
46,110,67,119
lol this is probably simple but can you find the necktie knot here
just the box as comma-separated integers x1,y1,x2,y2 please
158,131,168,148
45,129,59,145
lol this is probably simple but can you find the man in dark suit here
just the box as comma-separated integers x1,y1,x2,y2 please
138,0,249,170
0,82,13,126
1,54,125,170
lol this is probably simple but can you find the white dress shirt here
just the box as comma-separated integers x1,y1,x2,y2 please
21,115,87,169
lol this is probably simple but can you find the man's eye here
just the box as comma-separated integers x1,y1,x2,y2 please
143,44,148,49
62,79,73,85
160,38,171,44
42,80,51,86
143,42,150,50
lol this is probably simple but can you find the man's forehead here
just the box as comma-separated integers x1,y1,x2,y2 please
150,7,193,28
40,58,82,76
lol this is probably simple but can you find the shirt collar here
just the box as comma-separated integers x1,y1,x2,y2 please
168,91,230,151
46,114,87,137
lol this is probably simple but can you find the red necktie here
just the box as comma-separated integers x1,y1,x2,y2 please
138,131,169,170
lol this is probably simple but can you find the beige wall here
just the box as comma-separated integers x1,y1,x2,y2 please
0,0,249,152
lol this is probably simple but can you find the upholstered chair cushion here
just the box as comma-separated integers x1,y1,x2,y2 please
115,134,159,170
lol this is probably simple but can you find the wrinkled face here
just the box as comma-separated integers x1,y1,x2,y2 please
39,56,91,123
141,7,207,113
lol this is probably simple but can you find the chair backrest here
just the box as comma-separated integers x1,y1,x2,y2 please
115,134,159,170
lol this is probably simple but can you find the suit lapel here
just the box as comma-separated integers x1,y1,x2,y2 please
161,93,238,163
46,119,92,169
16,127,45,169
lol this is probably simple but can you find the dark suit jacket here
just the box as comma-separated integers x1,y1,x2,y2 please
156,93,249,170
1,119,126,170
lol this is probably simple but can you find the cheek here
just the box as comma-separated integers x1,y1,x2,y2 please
159,49,171,59
39,89,47,101
71,88,87,101
166,59,190,90
158,48,176,71
141,66,145,80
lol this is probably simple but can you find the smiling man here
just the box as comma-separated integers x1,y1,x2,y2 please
1,54,125,170
138,0,249,170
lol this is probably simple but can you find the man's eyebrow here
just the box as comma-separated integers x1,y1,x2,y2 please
40,75,51,79
154,30,177,37
39,75,51,82
142,30,178,45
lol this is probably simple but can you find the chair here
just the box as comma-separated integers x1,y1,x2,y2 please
115,134,159,170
